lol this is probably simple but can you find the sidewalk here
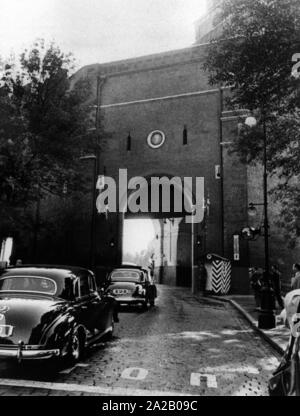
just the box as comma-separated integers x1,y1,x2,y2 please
213,295,290,355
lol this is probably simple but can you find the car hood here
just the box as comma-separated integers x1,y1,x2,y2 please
0,295,67,346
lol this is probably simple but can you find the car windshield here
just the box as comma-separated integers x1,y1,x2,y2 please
0,276,57,295
110,270,142,282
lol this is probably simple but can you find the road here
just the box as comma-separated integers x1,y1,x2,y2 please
0,285,280,396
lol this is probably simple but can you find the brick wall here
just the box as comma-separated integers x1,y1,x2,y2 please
73,44,250,290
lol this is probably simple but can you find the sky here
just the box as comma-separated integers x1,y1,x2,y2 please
123,219,155,255
0,0,207,69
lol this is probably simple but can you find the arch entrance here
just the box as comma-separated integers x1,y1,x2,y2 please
120,174,205,288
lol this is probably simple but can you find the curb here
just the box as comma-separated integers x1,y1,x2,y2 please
209,295,285,356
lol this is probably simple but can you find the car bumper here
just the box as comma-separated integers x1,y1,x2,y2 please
0,346,60,361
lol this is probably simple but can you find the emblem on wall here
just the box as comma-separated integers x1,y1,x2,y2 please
147,130,165,149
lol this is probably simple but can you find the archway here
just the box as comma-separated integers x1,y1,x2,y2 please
119,174,205,288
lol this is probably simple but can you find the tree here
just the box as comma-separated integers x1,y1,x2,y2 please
0,40,97,259
203,0,300,245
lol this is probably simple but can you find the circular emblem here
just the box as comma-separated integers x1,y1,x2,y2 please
0,306,9,314
147,130,165,149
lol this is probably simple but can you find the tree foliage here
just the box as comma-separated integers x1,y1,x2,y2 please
204,0,300,111
0,40,96,247
203,0,300,245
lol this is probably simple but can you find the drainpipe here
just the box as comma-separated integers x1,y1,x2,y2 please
191,206,196,294
218,88,225,256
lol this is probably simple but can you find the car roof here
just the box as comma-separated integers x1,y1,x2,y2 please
114,264,143,270
111,268,143,273
0,264,91,280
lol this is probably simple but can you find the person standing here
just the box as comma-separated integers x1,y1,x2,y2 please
250,267,263,308
270,264,284,309
291,263,300,290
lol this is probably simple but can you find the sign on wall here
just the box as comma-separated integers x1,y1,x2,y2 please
96,175,105,190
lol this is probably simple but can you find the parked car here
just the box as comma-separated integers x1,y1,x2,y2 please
268,289,300,396
105,265,157,308
0,265,118,364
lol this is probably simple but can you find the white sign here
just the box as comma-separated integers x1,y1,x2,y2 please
96,175,105,190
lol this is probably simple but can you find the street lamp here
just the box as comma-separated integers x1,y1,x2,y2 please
79,154,98,272
247,203,258,217
245,116,276,329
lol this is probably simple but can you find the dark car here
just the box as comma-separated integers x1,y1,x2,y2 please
0,265,118,363
105,265,157,308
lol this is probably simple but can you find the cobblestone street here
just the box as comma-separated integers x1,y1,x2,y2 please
0,285,280,396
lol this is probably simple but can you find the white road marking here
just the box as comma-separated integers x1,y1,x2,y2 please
200,365,259,375
190,373,218,388
0,378,195,396
121,367,148,380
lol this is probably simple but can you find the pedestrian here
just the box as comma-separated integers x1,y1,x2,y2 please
270,264,284,309
249,267,263,309
291,263,300,290
198,261,207,296
149,255,155,281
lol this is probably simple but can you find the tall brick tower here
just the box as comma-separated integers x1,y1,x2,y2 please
195,0,223,43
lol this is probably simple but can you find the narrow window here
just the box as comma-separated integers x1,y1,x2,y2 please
127,133,132,151
183,125,187,145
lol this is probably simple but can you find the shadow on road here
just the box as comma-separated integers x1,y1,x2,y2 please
117,304,155,314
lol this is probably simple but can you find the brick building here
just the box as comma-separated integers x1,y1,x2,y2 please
71,0,300,293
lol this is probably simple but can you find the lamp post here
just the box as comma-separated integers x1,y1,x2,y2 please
79,154,98,272
191,204,197,295
77,76,106,271
245,116,276,329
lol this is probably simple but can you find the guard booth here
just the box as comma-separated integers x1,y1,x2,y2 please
205,253,232,295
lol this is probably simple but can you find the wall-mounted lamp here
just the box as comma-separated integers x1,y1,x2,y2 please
247,202,264,217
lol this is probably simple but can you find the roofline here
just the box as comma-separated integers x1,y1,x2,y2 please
4,264,91,272
76,42,211,74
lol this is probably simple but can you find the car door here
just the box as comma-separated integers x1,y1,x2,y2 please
84,271,112,339
87,271,113,333
75,272,99,341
